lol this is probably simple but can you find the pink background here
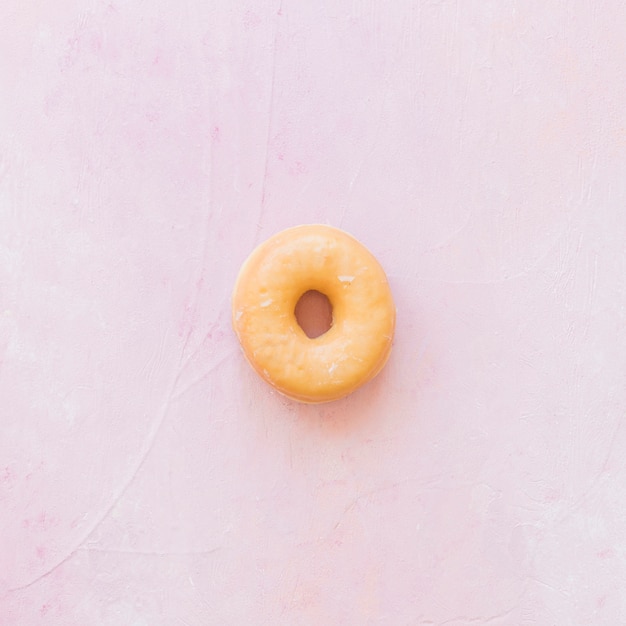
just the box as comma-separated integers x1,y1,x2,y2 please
2,1,626,624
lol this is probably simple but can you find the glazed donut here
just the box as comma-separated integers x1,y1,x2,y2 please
232,225,395,403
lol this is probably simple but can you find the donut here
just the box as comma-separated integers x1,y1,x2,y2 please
232,224,395,403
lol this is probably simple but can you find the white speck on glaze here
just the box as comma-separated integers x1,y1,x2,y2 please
235,310,243,321
338,275,354,283
260,299,273,307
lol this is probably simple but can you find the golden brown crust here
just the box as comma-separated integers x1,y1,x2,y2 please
232,225,395,403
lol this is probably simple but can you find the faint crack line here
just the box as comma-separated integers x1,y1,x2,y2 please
256,0,283,242
7,347,189,594
171,348,236,402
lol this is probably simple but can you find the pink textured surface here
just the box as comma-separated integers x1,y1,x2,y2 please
2,1,626,624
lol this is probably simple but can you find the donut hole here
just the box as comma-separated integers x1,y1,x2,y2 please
294,290,333,339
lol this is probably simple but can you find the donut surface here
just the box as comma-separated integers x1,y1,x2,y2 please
232,225,395,403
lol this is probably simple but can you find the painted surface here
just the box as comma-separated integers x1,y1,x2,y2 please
1,1,626,624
